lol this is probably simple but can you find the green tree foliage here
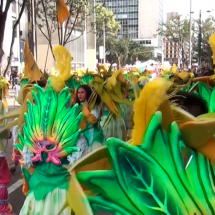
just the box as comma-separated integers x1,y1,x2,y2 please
105,38,152,67
35,0,121,62
192,16,215,66
0,0,27,74
158,16,190,66
127,40,153,64
95,3,121,42
35,0,90,49
35,1,119,48
158,15,215,67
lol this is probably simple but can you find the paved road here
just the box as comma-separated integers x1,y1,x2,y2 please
6,141,24,214
5,89,24,214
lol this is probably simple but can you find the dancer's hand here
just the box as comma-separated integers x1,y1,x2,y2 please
84,100,89,109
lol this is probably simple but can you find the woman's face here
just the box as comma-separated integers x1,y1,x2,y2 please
77,87,86,102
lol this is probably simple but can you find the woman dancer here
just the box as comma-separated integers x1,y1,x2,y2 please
67,85,104,164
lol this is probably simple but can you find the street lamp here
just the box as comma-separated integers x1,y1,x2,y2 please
198,10,202,67
191,9,212,67
199,9,213,67
103,20,106,64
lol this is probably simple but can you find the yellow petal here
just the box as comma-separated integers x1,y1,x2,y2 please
179,120,215,149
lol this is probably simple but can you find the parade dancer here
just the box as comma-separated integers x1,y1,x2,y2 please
0,79,12,215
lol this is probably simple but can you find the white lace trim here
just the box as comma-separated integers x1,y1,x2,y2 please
0,151,5,157
91,106,101,120
23,146,34,167
67,134,86,164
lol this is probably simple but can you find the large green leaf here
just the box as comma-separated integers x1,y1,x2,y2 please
77,170,141,215
197,82,211,108
76,112,215,214
210,86,215,112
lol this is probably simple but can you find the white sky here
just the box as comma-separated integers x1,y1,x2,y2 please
163,0,215,20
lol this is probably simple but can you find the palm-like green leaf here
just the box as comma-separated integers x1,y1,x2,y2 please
20,78,30,86
210,86,215,112
76,112,215,215
65,77,80,91
197,82,211,108
81,75,93,85
16,84,83,164
41,85,57,139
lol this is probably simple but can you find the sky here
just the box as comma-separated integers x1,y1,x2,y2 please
163,0,215,20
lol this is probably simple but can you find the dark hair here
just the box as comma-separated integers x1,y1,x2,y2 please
169,91,208,117
75,84,101,105
75,85,92,104
30,77,47,88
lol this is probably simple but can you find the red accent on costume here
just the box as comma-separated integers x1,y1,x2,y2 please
0,157,12,214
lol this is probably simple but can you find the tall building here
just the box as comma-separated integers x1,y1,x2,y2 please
96,0,139,39
163,38,179,64
96,0,164,62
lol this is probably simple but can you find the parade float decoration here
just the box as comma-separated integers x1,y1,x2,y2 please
6,8,215,214
13,44,85,214
13,63,215,214
4,65,215,214
62,78,215,215
15,85,84,214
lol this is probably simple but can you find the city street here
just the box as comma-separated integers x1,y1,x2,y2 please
6,139,23,214
5,89,24,214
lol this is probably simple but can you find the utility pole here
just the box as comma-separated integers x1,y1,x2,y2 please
198,10,202,67
27,0,36,58
189,0,192,68
103,20,106,63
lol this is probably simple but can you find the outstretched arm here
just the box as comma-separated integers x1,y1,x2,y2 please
82,104,98,125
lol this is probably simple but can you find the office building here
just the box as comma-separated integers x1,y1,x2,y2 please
163,38,179,64
96,0,139,39
96,0,164,62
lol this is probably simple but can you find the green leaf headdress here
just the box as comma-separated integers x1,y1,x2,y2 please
15,83,83,165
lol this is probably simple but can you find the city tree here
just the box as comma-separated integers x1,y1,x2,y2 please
158,16,190,67
95,3,121,43
35,0,90,59
158,15,215,67
35,0,118,59
105,38,152,68
0,0,27,75
192,16,215,66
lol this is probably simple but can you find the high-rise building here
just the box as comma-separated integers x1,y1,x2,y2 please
97,0,139,39
96,0,164,62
